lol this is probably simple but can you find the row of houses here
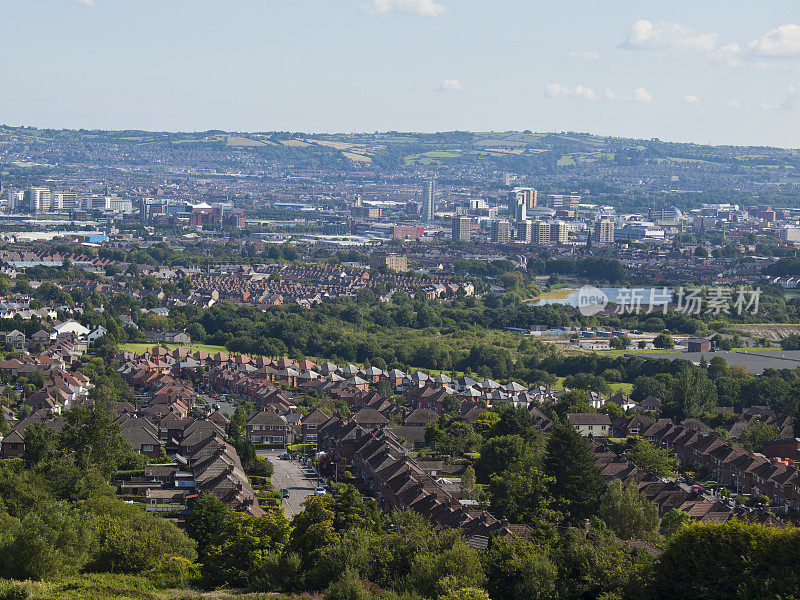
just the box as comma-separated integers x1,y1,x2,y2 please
116,412,264,517
613,414,800,510
317,421,531,545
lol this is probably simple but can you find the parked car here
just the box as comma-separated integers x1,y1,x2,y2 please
314,487,326,496
279,452,291,460
281,489,290,498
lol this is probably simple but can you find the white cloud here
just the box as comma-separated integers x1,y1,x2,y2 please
621,20,718,54
631,87,653,103
573,85,597,100
545,84,572,99
73,0,95,5
568,50,599,61
437,78,463,92
604,90,616,100
363,0,445,17
749,25,800,58
683,94,701,106
724,99,744,109
544,84,597,100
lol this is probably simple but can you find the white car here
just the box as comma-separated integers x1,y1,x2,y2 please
314,487,326,496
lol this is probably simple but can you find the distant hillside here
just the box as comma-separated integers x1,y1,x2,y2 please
3,126,800,209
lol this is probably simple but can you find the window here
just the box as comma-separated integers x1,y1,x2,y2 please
142,445,154,452
272,436,284,444
306,424,317,430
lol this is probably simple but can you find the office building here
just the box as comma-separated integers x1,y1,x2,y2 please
490,220,511,244
7,190,24,212
393,226,424,240
27,187,51,213
508,187,538,210
422,180,435,223
781,227,800,243
51,192,77,211
507,194,526,222
452,216,472,242
593,220,615,244
544,194,581,209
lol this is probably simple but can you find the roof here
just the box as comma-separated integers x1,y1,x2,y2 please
567,413,612,426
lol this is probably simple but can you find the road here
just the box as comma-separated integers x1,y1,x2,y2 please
258,449,319,518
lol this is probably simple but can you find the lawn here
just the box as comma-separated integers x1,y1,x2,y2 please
119,342,227,355
551,377,632,395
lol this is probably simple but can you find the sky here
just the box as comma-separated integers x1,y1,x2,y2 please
4,0,800,147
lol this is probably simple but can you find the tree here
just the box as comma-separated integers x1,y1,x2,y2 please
23,422,60,467
84,496,197,574
488,466,559,527
185,493,231,557
659,509,693,538
668,367,717,418
476,435,533,483
626,437,678,477
483,537,558,600
460,465,477,501
543,425,607,525
609,335,631,350
738,421,781,451
288,495,338,568
650,521,800,600
0,501,95,580
553,389,594,419
653,333,675,349
59,404,143,477
597,480,658,540
433,422,481,457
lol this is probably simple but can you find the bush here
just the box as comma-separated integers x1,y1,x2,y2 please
0,584,31,600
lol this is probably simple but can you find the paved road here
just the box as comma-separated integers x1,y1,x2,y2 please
258,449,319,518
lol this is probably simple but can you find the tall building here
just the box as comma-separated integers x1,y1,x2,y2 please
508,187,538,210
593,220,615,244
507,194,526,222
490,220,511,244
452,216,472,241
422,180,436,223
516,219,533,243
532,221,551,245
7,190,24,212
550,221,569,244
26,187,51,213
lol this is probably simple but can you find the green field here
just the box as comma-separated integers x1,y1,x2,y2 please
119,342,227,355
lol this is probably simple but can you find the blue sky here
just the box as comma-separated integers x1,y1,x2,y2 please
4,0,800,147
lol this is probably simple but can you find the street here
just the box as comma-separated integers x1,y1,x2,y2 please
258,449,319,518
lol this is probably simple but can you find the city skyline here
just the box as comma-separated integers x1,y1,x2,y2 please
4,1,800,148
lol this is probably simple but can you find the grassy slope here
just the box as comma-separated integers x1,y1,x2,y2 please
118,342,227,355
0,575,289,600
